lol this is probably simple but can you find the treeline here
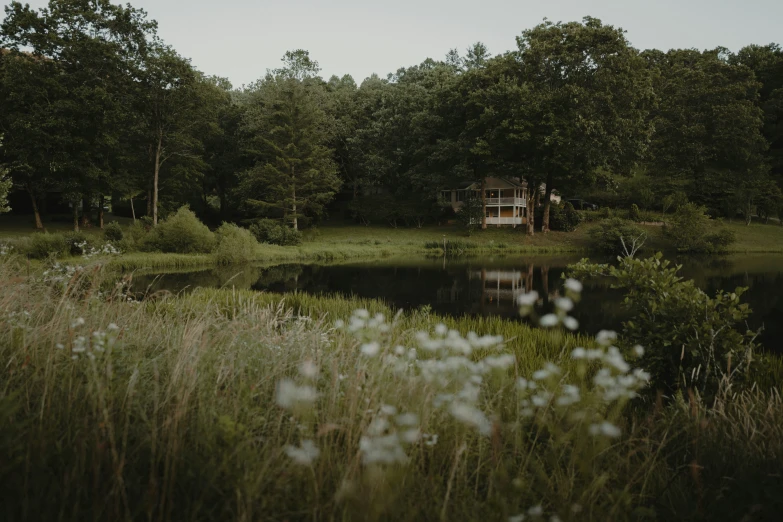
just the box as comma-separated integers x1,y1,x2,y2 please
1,1,782,234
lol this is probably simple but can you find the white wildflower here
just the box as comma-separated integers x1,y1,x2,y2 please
596,330,617,346
355,309,370,319
571,347,586,359
400,428,420,443
449,402,492,436
539,314,558,327
71,317,85,328
275,379,317,410
564,278,583,293
334,319,345,329
435,323,448,336
527,505,543,516
422,433,438,446
509,515,526,522
562,316,579,331
284,439,320,465
517,291,539,307
589,421,622,438
380,404,398,416
633,344,645,357
360,341,381,357
554,297,574,312
299,360,319,379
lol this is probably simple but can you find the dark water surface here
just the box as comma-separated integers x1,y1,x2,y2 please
133,254,783,352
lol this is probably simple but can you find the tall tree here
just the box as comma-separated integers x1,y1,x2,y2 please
240,52,340,230
517,17,654,232
646,48,768,217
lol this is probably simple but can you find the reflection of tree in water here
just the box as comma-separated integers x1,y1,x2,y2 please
252,264,305,292
134,255,783,353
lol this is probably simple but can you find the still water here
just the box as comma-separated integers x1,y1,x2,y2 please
133,254,783,352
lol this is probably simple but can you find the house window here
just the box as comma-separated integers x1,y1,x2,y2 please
456,190,468,202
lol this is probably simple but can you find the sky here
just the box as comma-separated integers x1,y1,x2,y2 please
20,0,783,88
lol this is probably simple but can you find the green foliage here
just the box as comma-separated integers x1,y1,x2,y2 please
249,219,302,246
665,203,736,253
141,207,216,254
569,253,759,397
103,221,124,242
23,233,68,259
629,203,641,222
455,196,484,234
550,201,582,231
588,218,646,254
212,223,259,265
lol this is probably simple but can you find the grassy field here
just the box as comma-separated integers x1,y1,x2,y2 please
2,257,783,521
1,213,782,274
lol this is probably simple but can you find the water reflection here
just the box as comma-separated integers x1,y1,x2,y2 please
132,254,783,353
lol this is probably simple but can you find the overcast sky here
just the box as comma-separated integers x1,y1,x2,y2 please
20,0,783,88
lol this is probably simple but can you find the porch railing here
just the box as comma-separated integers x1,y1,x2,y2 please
485,197,527,206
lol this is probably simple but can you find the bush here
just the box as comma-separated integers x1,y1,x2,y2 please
550,202,582,232
213,223,259,265
588,218,646,255
705,227,737,252
104,221,124,242
62,231,98,256
455,197,484,235
141,206,216,254
569,253,758,397
23,233,69,259
665,203,735,253
249,219,302,246
629,203,641,222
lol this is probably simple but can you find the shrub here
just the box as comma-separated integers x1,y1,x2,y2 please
104,221,124,242
141,206,216,254
705,227,737,252
665,203,735,253
569,253,758,397
550,202,582,232
249,219,302,246
62,231,97,256
588,218,646,255
23,233,68,259
629,203,641,222
213,223,259,265
455,196,484,235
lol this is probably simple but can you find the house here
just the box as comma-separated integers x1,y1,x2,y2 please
441,176,529,227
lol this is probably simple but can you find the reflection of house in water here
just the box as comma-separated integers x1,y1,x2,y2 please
472,269,526,307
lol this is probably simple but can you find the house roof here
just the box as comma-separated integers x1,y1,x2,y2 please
449,176,528,190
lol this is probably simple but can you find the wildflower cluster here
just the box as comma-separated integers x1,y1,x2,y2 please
0,242,12,256
40,262,85,287
518,277,583,331
359,405,420,465
60,318,120,360
77,241,121,260
276,359,320,466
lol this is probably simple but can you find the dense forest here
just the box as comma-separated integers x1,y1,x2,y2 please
1,0,782,234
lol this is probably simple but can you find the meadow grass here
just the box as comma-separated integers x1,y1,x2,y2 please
2,257,783,521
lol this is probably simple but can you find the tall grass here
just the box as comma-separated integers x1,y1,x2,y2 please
1,257,782,521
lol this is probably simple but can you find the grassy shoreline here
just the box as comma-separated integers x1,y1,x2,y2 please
2,215,783,272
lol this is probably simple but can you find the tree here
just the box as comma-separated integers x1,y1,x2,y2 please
138,46,210,225
645,48,769,217
240,55,340,230
517,17,654,233
0,136,11,214
1,0,158,230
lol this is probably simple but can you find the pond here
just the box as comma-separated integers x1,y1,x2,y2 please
132,254,783,353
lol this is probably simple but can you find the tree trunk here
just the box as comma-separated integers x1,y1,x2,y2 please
146,188,152,217
72,203,80,232
153,131,162,226
542,172,554,233
291,180,298,231
98,195,105,229
481,178,487,230
27,186,43,229
130,197,136,222
526,189,536,236
353,177,358,200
